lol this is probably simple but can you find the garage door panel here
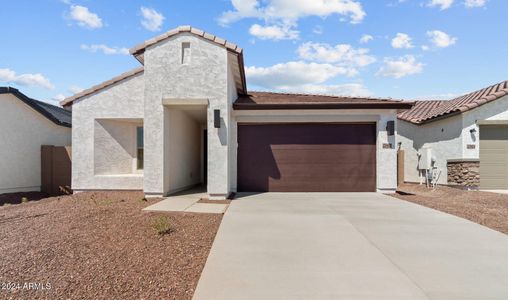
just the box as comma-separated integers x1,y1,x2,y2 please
272,149,376,164
237,123,377,192
277,163,376,176
480,152,508,163
480,126,508,189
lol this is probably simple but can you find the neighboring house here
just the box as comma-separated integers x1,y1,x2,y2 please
0,87,72,194
398,80,508,189
61,26,412,199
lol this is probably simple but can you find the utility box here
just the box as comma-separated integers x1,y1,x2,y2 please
418,147,433,170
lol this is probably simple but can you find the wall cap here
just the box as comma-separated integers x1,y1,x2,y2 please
447,158,480,163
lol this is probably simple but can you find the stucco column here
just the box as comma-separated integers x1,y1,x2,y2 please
376,112,398,192
143,89,167,196
207,106,230,199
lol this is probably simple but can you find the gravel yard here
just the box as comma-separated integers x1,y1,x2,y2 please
392,183,508,234
0,191,222,299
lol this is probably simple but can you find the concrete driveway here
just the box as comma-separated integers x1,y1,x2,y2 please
193,193,508,300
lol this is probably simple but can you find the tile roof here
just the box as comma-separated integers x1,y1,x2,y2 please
398,80,508,124
0,87,72,127
60,67,144,107
234,91,415,110
129,25,243,61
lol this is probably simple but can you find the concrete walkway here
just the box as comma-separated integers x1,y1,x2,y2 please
193,193,508,300
143,188,228,214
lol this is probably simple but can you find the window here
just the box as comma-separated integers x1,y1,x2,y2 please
137,127,144,170
181,42,191,64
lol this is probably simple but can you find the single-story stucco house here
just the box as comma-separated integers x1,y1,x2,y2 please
60,25,414,199
0,87,72,194
398,80,508,189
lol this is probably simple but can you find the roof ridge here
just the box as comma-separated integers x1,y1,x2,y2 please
130,25,243,57
60,66,144,106
452,80,508,113
0,86,71,127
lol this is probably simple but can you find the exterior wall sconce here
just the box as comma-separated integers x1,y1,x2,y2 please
386,120,395,136
214,109,221,128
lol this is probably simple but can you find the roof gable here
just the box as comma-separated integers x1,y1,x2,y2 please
398,80,508,124
0,87,72,127
61,25,247,106
129,25,243,63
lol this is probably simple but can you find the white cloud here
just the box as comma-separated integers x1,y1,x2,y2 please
69,85,84,94
219,0,366,25
80,44,130,55
0,68,17,82
427,30,457,48
413,92,461,100
427,0,454,10
283,83,372,97
464,0,486,8
391,33,413,49
249,24,299,40
0,68,54,89
140,7,164,32
68,5,103,29
377,55,424,78
246,61,357,89
313,25,324,35
297,42,376,68
360,34,373,44
52,94,66,102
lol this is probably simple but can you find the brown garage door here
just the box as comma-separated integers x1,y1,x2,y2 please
480,125,508,189
237,123,376,192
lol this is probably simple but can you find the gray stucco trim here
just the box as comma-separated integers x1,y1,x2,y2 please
478,120,508,125
447,158,480,163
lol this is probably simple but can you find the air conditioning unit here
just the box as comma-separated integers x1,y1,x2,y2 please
418,147,433,170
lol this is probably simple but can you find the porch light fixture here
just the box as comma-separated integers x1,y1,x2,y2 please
214,109,221,128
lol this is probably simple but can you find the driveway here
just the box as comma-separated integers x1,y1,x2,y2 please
193,193,508,300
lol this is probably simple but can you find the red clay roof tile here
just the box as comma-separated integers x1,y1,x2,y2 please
234,91,414,110
398,80,508,124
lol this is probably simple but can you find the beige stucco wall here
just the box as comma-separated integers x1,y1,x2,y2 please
462,95,508,158
232,109,399,192
227,57,239,193
70,31,404,196
398,94,508,185
398,116,463,184
94,119,141,175
71,72,145,191
0,94,71,193
143,33,232,197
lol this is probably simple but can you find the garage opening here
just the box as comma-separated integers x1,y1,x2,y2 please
237,123,376,192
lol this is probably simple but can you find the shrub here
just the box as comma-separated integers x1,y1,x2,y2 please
152,216,171,235
100,199,113,205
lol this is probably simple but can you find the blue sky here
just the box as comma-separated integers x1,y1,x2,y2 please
0,0,506,105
